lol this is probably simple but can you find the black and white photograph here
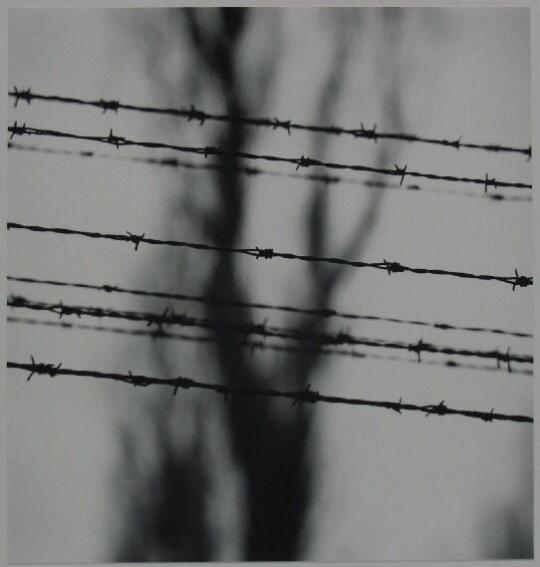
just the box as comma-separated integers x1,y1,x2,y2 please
4,4,534,563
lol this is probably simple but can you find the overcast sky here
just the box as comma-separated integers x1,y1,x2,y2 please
6,6,533,562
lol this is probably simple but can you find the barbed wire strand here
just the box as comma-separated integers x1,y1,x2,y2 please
8,315,533,377
8,275,532,339
7,296,533,369
7,123,532,191
8,88,532,159
7,222,533,289
7,359,533,423
7,142,532,203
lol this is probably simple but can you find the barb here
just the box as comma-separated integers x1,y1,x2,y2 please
7,275,532,339
24,354,62,381
7,222,533,289
7,359,532,423
6,124,532,190
7,142,532,203
7,316,533,377
8,88,532,158
7,296,533,369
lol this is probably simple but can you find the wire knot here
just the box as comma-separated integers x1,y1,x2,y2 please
291,384,319,406
335,328,353,345
126,231,145,251
296,155,315,171
510,268,532,291
382,259,405,275
484,173,498,193
203,146,221,159
254,247,274,259
9,121,27,141
392,397,403,414
54,300,81,319
106,128,124,148
394,164,408,185
496,347,513,373
147,306,175,330
426,400,448,417
12,87,33,107
187,105,206,125
102,284,119,293
355,123,378,142
482,408,495,422
99,99,119,114
272,118,291,135
27,355,62,381
408,339,426,362
318,330,337,346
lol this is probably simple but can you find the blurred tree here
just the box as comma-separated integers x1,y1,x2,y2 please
114,7,405,561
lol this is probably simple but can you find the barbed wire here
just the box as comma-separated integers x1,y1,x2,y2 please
7,123,532,191
8,275,532,339
7,296,533,370
7,222,533,289
7,142,532,203
7,358,533,423
8,315,533,377
8,87,532,159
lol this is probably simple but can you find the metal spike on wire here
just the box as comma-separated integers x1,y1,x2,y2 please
6,124,532,191
7,359,533,423
8,88,532,159
6,222,533,289
7,316,534,377
7,296,533,370
7,275,533,339
7,142,532,203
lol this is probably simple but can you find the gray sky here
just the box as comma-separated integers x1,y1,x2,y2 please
6,7,532,562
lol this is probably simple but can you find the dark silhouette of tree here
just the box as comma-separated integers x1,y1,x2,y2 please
113,7,405,561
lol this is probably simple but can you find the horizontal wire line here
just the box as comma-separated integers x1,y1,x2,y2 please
6,222,533,289
7,142,532,203
7,296,533,369
8,88,532,158
7,123,532,191
8,275,533,339
7,315,533,377
7,359,533,424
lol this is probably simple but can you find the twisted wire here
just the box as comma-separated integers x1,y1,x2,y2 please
7,315,533,377
7,123,532,191
8,359,533,423
7,296,533,369
7,142,532,203
8,275,532,339
9,88,532,158
7,222,533,289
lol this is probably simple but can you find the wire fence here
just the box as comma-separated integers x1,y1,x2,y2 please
7,222,533,289
8,275,533,338
7,296,533,370
9,87,532,159
7,359,533,424
7,123,532,191
7,142,532,203
6,86,533,426
8,316,534,377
